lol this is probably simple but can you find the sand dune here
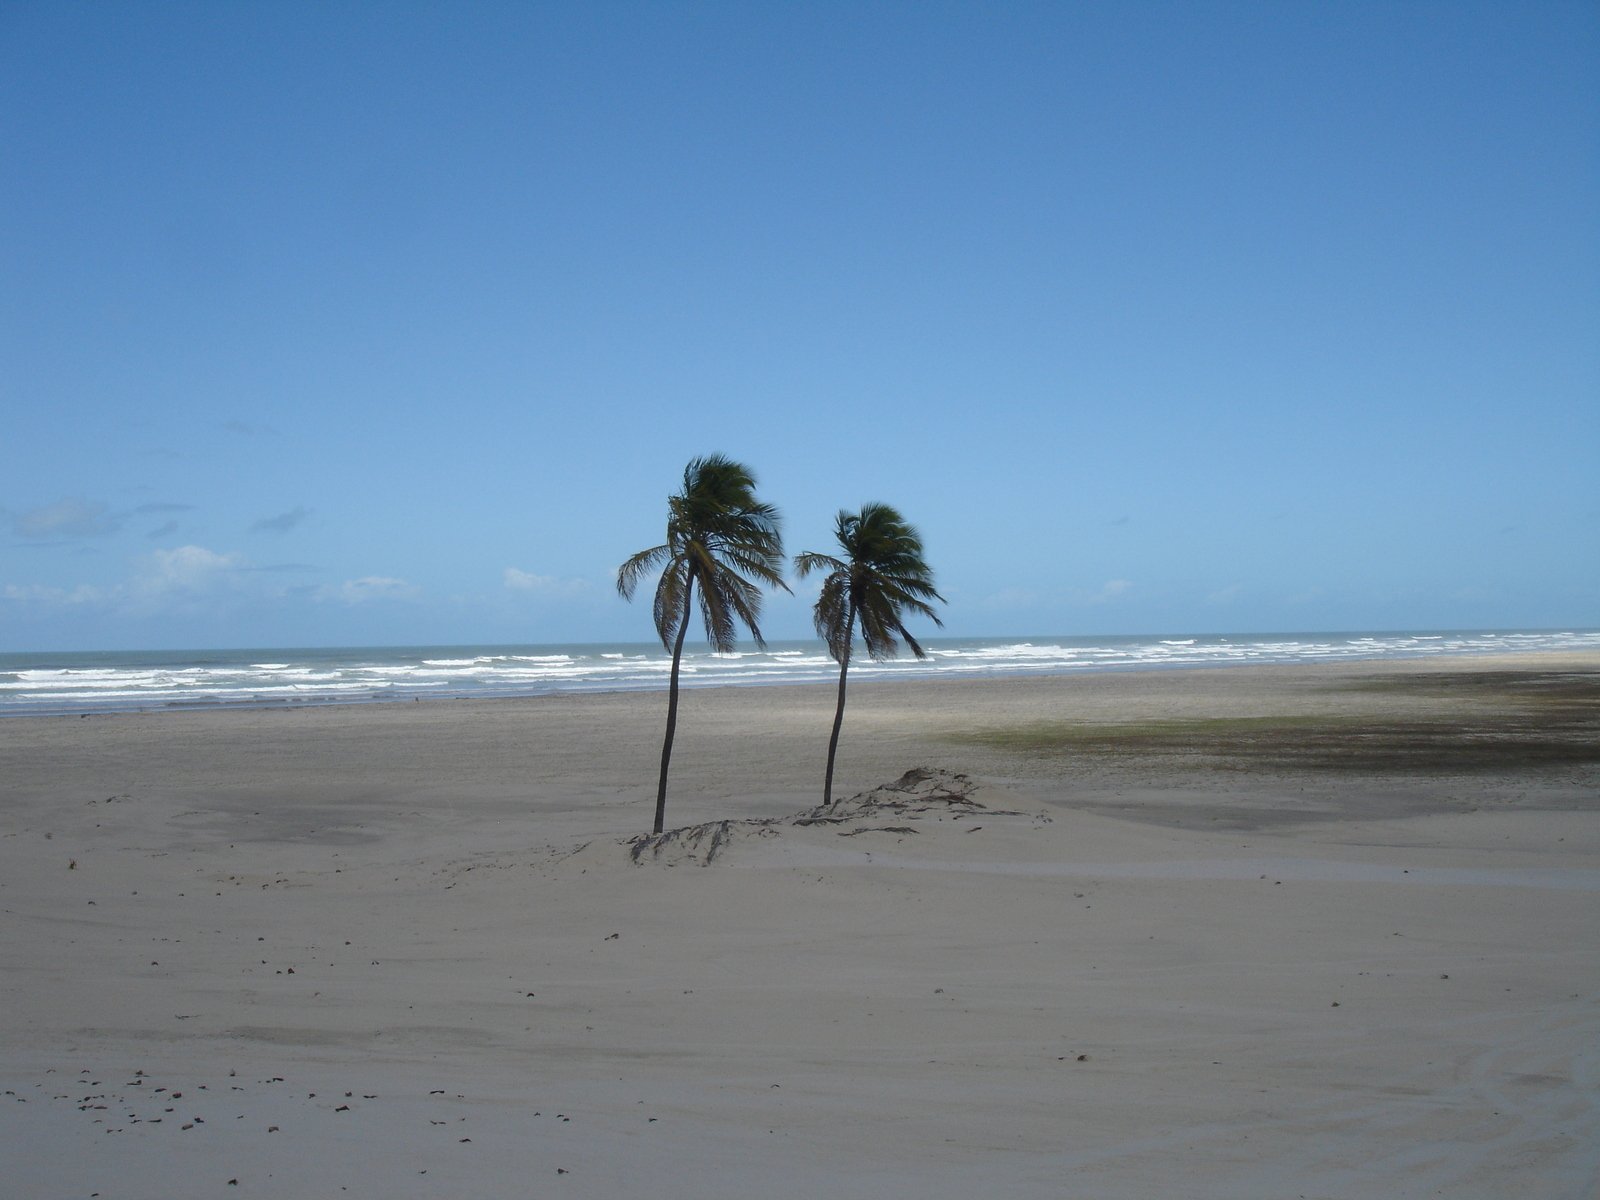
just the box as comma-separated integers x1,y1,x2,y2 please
3,654,1597,1197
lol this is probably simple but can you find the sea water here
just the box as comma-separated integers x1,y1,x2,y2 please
2,629,1596,717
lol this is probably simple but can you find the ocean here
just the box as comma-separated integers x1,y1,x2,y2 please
2,629,1596,717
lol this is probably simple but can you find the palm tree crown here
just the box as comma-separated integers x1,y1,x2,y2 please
617,454,788,833
617,454,787,650
795,502,944,665
795,502,944,804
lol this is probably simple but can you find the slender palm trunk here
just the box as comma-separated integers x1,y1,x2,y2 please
654,574,694,834
822,604,856,806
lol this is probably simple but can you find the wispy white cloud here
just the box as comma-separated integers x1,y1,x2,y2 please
2,582,108,606
143,544,242,587
3,544,246,615
980,586,1042,609
1072,578,1133,604
318,576,420,604
124,545,246,612
9,497,120,540
1208,583,1244,604
503,567,591,597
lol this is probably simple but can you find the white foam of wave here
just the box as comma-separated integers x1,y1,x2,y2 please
933,643,1078,661
6,630,1598,715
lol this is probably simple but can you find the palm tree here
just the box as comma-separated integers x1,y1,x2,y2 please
617,455,788,834
795,503,945,806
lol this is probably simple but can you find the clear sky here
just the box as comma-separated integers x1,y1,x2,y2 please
3,1,1596,651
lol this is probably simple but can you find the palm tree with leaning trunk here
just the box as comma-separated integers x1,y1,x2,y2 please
795,503,945,806
617,455,788,834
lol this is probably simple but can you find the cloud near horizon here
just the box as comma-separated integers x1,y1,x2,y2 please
980,579,1134,610
1079,579,1134,605
316,576,420,604
124,545,247,612
979,586,1043,610
503,567,592,598
2,544,247,616
143,544,242,585
3,581,108,606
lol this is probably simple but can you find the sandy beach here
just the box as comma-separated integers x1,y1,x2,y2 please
3,652,1597,1199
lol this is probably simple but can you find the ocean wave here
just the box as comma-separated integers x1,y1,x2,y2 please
3,629,1597,715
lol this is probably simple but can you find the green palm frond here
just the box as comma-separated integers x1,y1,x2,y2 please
617,543,671,600
720,568,771,649
697,566,740,652
651,559,688,650
793,551,846,579
812,573,851,660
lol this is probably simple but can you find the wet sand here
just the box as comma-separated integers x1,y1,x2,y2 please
3,653,1597,1198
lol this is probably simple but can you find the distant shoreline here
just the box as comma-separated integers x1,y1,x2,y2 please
7,626,1597,660
3,629,1598,718
4,643,1598,723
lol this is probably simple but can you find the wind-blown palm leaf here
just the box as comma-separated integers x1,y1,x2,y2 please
616,543,671,601
616,455,789,832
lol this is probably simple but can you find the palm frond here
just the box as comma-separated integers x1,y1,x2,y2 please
697,566,743,653
811,572,852,661
793,551,846,579
709,566,768,651
651,560,688,650
855,588,904,661
616,543,671,599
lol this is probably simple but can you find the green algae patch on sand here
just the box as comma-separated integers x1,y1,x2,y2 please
1340,668,1600,710
945,713,1600,774
948,716,1345,765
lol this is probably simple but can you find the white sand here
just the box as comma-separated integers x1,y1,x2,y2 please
3,654,1597,1198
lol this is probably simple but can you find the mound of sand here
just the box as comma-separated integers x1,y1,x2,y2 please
620,767,1047,866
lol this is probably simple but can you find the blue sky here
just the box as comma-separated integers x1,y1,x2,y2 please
3,1,1596,651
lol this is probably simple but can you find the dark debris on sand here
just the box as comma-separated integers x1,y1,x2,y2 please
624,768,1044,866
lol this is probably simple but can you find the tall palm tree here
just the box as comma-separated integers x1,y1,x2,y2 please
795,503,945,806
617,455,788,834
